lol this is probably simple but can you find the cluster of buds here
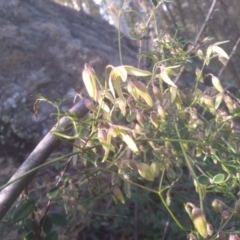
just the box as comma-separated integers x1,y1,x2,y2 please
188,108,204,130
212,199,232,221
215,109,228,123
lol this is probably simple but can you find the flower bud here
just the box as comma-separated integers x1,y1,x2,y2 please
221,210,230,220
134,123,143,134
187,233,197,240
98,128,107,141
216,233,228,240
127,81,139,101
203,95,215,113
207,223,213,236
153,85,162,101
197,49,204,61
150,112,159,128
112,185,125,204
157,105,166,121
128,159,138,172
82,63,97,101
133,80,153,106
138,163,154,181
85,99,96,112
191,207,208,238
224,95,234,113
233,102,240,110
136,111,145,127
196,68,203,82
210,74,224,93
229,234,240,240
150,162,160,178
123,174,131,181
212,199,221,213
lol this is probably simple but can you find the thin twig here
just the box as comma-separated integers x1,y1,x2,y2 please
173,0,217,85
218,37,240,79
162,219,170,240
194,0,217,45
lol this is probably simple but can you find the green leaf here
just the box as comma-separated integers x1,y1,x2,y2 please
12,200,35,222
126,112,136,122
49,213,68,227
198,175,210,186
100,142,115,152
24,218,40,232
43,231,58,240
40,215,52,235
24,218,34,231
114,111,124,121
212,174,225,184
47,186,60,199
24,232,37,240
197,159,209,172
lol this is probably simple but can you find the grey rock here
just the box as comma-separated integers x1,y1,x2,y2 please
0,0,138,159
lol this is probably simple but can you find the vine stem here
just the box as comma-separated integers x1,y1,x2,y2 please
158,170,185,231
174,122,204,211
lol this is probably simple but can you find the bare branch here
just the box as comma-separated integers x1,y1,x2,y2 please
194,0,217,45
218,37,240,79
174,0,217,85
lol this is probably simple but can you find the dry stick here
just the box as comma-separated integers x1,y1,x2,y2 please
173,0,217,85
194,0,217,46
218,37,240,79
162,219,170,240
0,99,89,221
